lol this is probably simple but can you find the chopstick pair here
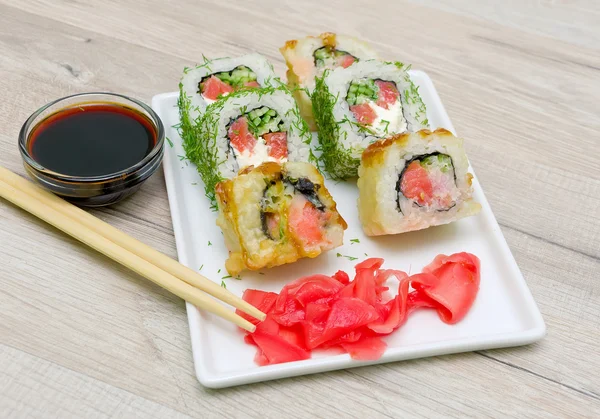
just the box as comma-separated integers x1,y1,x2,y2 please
0,166,265,332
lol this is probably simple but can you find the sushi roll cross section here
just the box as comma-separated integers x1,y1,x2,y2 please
216,162,347,275
358,129,480,236
179,54,281,122
280,32,379,130
182,85,313,205
312,60,429,179
345,78,406,137
227,106,289,168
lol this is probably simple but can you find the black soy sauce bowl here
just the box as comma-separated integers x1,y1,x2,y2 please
19,92,165,207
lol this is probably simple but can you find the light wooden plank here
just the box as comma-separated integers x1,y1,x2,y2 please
0,344,195,419
408,0,600,49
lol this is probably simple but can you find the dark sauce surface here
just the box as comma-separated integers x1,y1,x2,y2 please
29,103,156,177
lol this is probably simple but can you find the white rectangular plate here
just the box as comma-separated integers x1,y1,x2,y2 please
151,70,545,389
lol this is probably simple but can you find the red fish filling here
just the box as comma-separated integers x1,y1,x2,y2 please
199,65,260,101
314,47,357,69
288,195,332,248
226,108,288,167
200,76,234,101
228,117,257,154
374,81,400,109
400,154,457,210
348,79,402,134
238,253,480,365
261,177,330,247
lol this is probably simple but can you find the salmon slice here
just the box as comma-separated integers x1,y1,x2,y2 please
400,161,434,206
375,80,399,109
228,117,257,154
350,103,377,125
288,196,324,246
339,54,356,68
263,132,288,159
201,75,234,100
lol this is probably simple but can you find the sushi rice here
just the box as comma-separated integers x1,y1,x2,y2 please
312,60,429,179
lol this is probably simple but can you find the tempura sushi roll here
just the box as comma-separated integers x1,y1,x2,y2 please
184,86,313,203
358,129,480,236
216,162,347,275
312,60,429,179
179,54,280,122
280,32,379,130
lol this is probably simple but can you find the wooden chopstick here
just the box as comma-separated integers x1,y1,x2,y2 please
0,167,265,323
0,167,264,332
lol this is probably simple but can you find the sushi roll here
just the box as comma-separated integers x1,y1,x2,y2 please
280,32,379,130
312,60,429,179
215,161,347,275
179,54,281,122
183,85,313,204
357,129,480,236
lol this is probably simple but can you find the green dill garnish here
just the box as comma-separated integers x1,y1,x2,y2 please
199,264,204,271
402,71,428,128
392,61,405,70
336,252,358,261
336,252,342,257
312,71,361,179
380,119,390,134
364,253,368,257
217,268,221,273
350,238,360,244
208,241,212,246
220,280,227,288
178,82,223,209
191,182,198,185
166,137,174,148
222,275,232,279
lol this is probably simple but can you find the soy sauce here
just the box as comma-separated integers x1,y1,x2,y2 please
28,103,157,177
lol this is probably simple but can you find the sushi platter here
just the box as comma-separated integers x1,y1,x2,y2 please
153,50,545,386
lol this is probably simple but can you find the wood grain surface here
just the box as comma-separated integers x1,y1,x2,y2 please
0,1,598,417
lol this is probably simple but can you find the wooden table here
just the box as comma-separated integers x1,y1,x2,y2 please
1,1,598,417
